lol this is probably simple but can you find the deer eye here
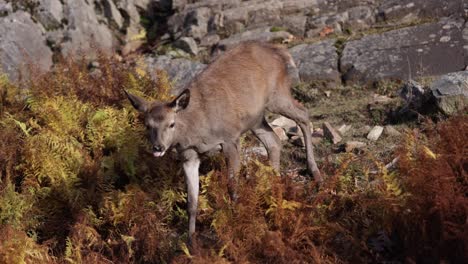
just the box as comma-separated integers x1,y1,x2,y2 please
169,122,175,128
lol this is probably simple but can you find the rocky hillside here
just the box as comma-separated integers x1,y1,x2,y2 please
1,0,467,86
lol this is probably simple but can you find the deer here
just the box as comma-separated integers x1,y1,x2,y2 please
125,41,323,241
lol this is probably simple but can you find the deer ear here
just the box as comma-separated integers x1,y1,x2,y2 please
125,90,148,112
169,89,190,112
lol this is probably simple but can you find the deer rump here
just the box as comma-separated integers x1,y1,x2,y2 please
126,41,322,241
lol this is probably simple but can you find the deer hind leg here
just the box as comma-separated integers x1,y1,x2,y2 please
267,96,323,182
182,149,201,241
251,117,281,173
222,139,241,201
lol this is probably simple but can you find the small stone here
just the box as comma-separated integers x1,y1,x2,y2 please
273,127,288,141
311,136,323,145
312,128,324,137
324,90,331,97
323,122,342,144
200,34,220,47
291,136,304,147
245,146,268,157
337,124,352,136
384,125,401,137
174,37,198,55
345,141,367,152
367,126,384,141
372,94,393,104
287,125,302,137
271,116,296,131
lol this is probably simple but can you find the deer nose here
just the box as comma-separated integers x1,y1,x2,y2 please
153,145,165,152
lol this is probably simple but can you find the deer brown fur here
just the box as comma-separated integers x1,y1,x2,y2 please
126,41,322,240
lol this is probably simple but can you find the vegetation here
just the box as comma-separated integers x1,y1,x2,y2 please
0,54,466,263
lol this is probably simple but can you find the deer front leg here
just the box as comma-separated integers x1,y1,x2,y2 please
182,149,201,241
222,139,241,201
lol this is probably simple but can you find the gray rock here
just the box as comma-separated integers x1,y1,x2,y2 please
345,141,366,152
384,125,401,137
273,126,288,141
175,37,199,55
200,34,220,47
323,122,342,144
337,124,352,136
291,135,305,147
289,40,340,87
271,116,297,131
146,55,207,95
306,6,375,38
377,0,465,22
36,0,63,30
0,1,12,17
367,126,384,141
463,23,468,67
102,0,124,29
217,27,293,50
0,11,53,81
341,19,465,84
61,0,114,57
281,15,307,36
186,7,212,40
399,80,428,109
118,0,146,55
430,71,468,115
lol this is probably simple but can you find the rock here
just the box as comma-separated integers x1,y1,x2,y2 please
384,125,401,137
371,94,393,104
463,23,468,67
337,124,352,136
341,19,465,85
0,11,53,81
36,0,63,30
307,6,375,38
273,127,288,141
146,55,207,95
399,80,429,109
291,136,304,147
312,128,324,137
200,34,220,47
289,40,340,87
0,1,12,17
244,146,268,157
323,122,342,144
345,141,366,152
185,7,212,40
102,0,124,29
430,71,468,115
377,0,465,23
270,116,297,131
281,15,307,36
118,0,146,55
217,27,293,50
174,37,199,55
61,0,115,57
367,126,384,141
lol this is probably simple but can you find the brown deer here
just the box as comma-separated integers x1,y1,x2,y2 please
125,41,322,240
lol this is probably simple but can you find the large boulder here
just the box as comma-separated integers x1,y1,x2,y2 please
430,71,468,115
36,0,63,30
0,11,53,81
289,40,340,87
146,55,206,95
341,19,465,84
377,0,465,22
217,27,293,50
463,22,468,67
61,0,115,57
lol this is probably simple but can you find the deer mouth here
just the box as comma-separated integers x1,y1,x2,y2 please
153,151,166,157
